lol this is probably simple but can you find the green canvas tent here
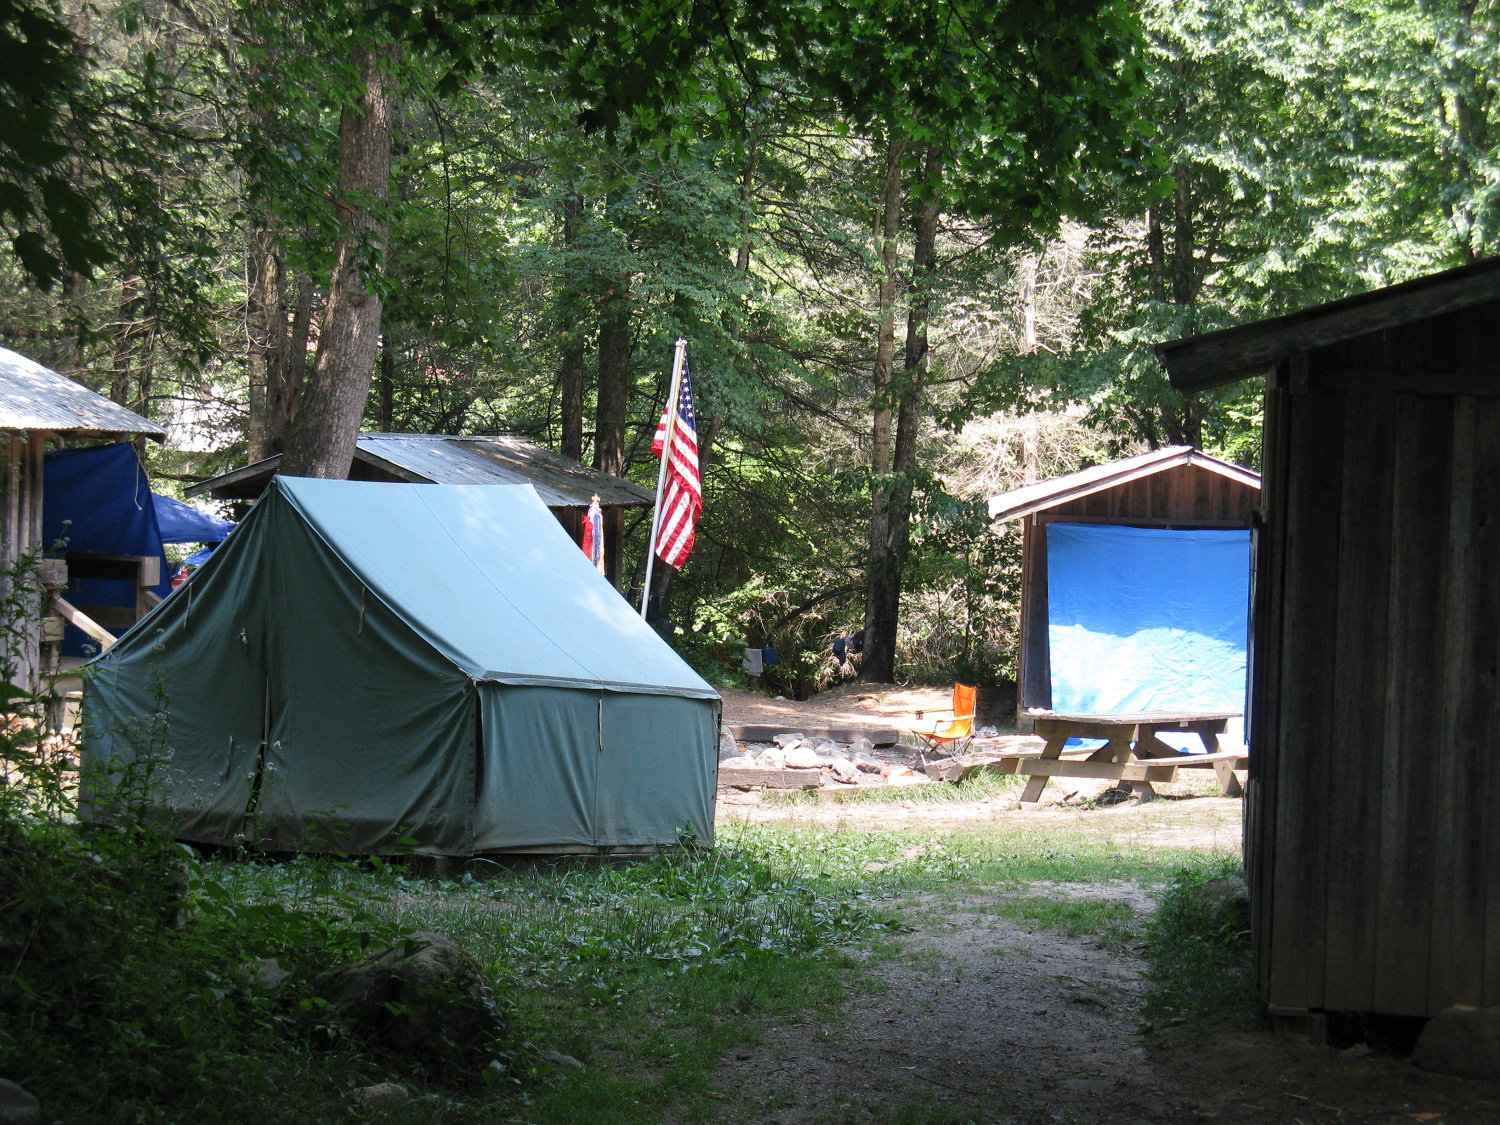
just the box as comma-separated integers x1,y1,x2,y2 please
81,477,720,855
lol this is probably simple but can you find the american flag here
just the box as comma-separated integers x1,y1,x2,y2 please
650,353,701,569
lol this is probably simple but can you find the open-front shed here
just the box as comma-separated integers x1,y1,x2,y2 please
0,347,165,687
1157,256,1500,1028
988,446,1260,726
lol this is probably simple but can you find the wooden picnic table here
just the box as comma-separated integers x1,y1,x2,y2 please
1018,710,1246,805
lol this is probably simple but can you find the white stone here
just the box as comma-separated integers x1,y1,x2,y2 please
772,733,806,748
718,754,757,769
755,748,786,768
848,737,875,757
782,745,824,769
826,757,861,783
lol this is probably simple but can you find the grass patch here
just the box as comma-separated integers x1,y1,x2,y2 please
1140,856,1255,1031
765,771,1024,806
982,895,1139,943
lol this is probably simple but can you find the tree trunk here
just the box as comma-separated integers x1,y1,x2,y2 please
558,190,588,464
594,272,631,587
864,143,941,683
280,41,396,479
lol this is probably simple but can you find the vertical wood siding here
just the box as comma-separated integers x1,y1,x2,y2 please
1256,307,1500,1018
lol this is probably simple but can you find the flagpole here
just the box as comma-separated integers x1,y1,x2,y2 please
640,338,688,618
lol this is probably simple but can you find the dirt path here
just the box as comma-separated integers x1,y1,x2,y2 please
709,885,1499,1124
705,686,1500,1124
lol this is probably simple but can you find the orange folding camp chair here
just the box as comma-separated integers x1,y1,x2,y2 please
910,683,977,760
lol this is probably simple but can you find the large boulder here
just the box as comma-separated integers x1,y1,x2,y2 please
316,932,506,1076
1414,1006,1500,1079
0,1078,38,1124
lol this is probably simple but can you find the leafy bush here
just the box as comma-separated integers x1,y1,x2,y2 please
1140,857,1256,1030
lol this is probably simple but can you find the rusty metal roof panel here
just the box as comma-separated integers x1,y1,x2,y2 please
357,435,654,507
186,434,655,508
0,346,165,439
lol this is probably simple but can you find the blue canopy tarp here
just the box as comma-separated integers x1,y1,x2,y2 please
43,443,171,655
1046,523,1251,750
153,493,234,544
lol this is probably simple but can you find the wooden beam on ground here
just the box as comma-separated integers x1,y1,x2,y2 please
728,725,899,746
716,767,822,790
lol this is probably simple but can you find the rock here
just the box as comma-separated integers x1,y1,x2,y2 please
848,737,875,758
0,1079,38,1124
718,727,741,759
1415,1006,1500,1078
754,748,786,768
719,754,757,768
352,1083,411,1109
315,932,507,1076
772,733,806,747
853,756,883,774
782,745,824,769
805,737,842,758
255,956,291,992
884,768,930,786
1190,875,1250,933
825,757,861,784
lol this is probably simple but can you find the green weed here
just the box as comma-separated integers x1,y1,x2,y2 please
979,895,1140,951
1139,856,1255,1031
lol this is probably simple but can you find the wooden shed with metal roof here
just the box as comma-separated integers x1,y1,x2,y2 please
988,445,1260,724
186,433,654,589
1156,255,1500,1033
0,346,165,687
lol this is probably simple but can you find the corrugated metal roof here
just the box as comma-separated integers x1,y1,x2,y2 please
186,434,655,509
0,346,165,439
987,446,1259,523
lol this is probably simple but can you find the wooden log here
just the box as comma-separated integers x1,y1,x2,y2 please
716,767,821,790
728,725,899,746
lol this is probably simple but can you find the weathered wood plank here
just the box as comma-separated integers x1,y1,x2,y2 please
52,596,117,650
1246,370,1290,1002
1320,386,1393,1012
1480,406,1500,1009
1019,514,1050,715
1263,380,1345,1014
727,725,899,746
1429,395,1499,1010
715,768,821,790
1367,393,1450,1016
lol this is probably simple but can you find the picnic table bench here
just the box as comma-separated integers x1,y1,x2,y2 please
1018,711,1246,804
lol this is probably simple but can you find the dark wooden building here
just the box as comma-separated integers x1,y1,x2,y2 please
186,433,654,590
988,446,1260,722
1157,257,1500,1026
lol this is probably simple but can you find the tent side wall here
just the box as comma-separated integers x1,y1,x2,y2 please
81,516,268,845
1017,464,1259,716
472,685,718,852
254,496,478,855
1252,303,1500,1022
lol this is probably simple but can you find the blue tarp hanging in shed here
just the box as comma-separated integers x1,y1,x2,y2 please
1046,523,1251,721
43,443,172,655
